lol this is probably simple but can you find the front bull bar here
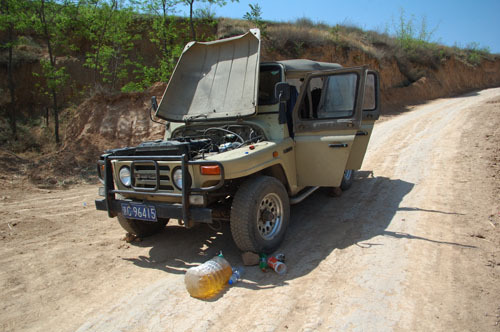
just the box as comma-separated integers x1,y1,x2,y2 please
96,153,225,227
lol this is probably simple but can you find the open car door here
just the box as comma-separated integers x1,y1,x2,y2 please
292,67,368,187
345,70,380,170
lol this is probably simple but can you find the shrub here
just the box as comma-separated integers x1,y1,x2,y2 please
243,3,268,38
464,42,491,66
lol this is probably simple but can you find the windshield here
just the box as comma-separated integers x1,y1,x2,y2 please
258,65,282,105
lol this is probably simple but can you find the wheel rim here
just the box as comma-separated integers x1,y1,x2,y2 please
343,169,353,181
257,193,283,240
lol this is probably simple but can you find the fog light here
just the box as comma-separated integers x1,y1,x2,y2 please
189,195,205,206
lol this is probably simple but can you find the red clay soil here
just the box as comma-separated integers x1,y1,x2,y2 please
19,83,167,187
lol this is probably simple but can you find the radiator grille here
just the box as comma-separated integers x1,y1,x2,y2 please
132,163,174,191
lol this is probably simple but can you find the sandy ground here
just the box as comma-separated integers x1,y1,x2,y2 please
1,88,499,332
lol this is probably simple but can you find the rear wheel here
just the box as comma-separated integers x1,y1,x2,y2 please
230,176,290,253
117,214,168,237
340,169,354,191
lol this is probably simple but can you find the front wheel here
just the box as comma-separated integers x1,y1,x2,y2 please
340,169,355,191
230,176,290,253
117,214,168,237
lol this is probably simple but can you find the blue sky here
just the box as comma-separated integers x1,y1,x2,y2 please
177,0,500,53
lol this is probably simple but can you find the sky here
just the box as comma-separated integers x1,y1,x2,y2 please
177,0,500,53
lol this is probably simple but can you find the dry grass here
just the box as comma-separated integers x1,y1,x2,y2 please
217,18,255,38
217,17,497,69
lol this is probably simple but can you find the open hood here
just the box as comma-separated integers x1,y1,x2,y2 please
156,29,261,122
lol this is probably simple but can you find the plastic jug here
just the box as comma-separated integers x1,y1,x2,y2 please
184,254,232,299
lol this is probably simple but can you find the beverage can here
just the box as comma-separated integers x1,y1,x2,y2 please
267,256,287,275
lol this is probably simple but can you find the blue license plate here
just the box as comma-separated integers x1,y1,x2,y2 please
121,203,157,222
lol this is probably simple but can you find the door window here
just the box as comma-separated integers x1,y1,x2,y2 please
298,73,359,120
317,73,357,119
362,73,376,111
293,67,367,133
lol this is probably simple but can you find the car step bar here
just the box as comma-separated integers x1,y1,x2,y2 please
290,186,320,205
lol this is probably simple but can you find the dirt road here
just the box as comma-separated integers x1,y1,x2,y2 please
1,88,499,332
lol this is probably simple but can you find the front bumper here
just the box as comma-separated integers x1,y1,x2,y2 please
96,153,224,227
95,198,212,223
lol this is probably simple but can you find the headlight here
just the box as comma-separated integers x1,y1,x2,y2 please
173,168,183,189
119,166,131,187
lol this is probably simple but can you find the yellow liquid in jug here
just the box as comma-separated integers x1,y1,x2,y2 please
184,255,232,299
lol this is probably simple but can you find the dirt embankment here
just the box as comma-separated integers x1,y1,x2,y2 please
264,46,500,111
63,51,500,158
2,35,500,186
65,47,500,156
0,83,167,188
63,82,166,159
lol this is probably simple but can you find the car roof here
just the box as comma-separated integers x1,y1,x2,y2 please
270,59,343,78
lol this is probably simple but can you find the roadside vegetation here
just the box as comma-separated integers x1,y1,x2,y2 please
0,1,496,153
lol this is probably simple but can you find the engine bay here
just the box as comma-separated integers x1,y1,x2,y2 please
107,123,266,159
171,123,265,157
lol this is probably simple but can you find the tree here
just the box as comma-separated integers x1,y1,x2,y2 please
140,0,184,84
81,0,140,90
144,0,178,55
0,0,29,140
81,0,138,91
31,0,78,144
180,0,238,41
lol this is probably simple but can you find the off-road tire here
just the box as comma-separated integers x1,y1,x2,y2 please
230,176,290,253
340,169,355,191
117,214,168,237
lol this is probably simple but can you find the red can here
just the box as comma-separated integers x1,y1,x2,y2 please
267,256,287,275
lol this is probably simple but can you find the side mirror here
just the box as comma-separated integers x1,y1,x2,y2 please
275,82,290,102
149,96,169,128
275,82,290,124
151,96,158,112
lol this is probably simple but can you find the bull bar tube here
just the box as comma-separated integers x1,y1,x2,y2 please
95,154,225,227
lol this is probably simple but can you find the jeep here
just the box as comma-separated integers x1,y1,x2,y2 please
95,29,380,253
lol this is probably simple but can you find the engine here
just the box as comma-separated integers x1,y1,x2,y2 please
105,123,265,159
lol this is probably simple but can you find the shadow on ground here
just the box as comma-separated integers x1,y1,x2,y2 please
123,170,472,293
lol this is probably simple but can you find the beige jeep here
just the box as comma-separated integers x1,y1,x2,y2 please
95,29,380,253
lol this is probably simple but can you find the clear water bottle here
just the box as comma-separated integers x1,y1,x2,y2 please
228,266,245,285
184,254,232,299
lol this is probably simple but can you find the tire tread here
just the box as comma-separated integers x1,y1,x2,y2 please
230,176,289,253
117,215,168,237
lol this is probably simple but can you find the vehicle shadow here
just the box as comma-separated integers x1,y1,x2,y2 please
123,170,472,293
